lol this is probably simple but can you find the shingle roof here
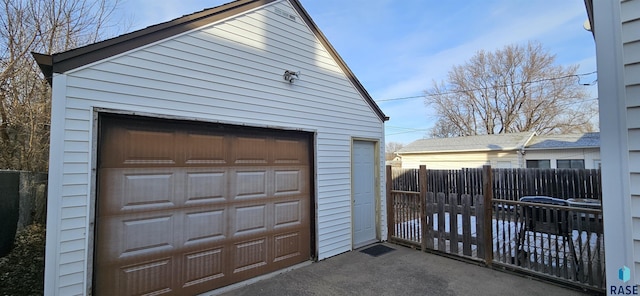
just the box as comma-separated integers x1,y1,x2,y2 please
525,132,600,149
397,132,536,154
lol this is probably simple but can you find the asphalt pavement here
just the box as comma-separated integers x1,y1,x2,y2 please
211,243,596,296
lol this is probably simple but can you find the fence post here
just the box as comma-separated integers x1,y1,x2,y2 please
419,165,428,252
386,165,394,240
482,165,494,266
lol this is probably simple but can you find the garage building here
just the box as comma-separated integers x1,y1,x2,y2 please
34,0,388,295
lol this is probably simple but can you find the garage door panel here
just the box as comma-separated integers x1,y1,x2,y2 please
274,169,303,195
123,173,175,207
234,136,269,164
183,209,226,246
120,214,176,258
182,247,225,288
123,130,177,166
100,168,179,214
274,232,303,262
184,133,227,165
118,257,174,296
185,171,227,203
233,170,269,199
233,205,267,235
97,214,178,261
232,238,268,274
274,200,302,227
274,139,308,164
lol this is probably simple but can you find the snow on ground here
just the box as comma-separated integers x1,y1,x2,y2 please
395,213,602,267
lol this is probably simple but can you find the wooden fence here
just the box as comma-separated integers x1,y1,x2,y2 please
387,166,492,262
492,168,601,200
390,167,484,197
390,167,602,201
492,199,604,288
386,165,604,293
425,193,487,258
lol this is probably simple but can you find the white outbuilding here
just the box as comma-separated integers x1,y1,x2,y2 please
34,0,388,294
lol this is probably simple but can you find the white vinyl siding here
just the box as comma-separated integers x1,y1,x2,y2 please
46,1,385,294
622,0,640,280
399,151,517,170
594,0,640,287
400,148,601,170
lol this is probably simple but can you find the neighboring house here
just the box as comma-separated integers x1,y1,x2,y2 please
33,0,388,295
385,156,402,167
585,0,640,292
396,132,601,170
396,132,535,169
524,132,601,169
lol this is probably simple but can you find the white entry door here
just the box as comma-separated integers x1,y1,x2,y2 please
352,140,377,248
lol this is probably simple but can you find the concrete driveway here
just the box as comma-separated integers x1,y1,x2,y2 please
212,243,597,296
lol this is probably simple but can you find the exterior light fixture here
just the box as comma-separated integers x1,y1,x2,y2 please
283,70,300,83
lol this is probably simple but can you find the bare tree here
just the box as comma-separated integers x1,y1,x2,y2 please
425,41,597,138
0,0,125,171
428,120,463,138
385,142,404,160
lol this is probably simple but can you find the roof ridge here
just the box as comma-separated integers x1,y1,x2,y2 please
399,131,538,154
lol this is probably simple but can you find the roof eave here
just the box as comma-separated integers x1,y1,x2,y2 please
49,0,276,75
525,146,600,151
287,0,387,121
32,0,388,122
584,0,595,38
398,148,519,155
31,52,53,85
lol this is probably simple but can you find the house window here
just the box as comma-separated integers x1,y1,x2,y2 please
557,159,585,169
526,160,550,168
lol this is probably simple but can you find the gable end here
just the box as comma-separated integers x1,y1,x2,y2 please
33,0,388,121
51,0,277,75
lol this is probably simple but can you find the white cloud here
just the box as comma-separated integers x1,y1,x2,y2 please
366,1,593,143
374,1,588,99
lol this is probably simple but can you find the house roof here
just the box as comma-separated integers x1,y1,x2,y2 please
32,0,388,121
397,132,536,154
525,132,600,150
397,131,601,155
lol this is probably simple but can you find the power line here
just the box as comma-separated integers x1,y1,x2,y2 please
384,97,600,136
385,126,432,136
377,95,425,102
386,125,430,131
376,71,597,102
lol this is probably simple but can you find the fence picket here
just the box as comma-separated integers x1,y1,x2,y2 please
462,194,472,256
426,192,435,249
449,193,459,254
474,194,485,259
437,192,446,252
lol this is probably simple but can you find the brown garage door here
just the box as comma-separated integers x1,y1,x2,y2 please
94,114,312,295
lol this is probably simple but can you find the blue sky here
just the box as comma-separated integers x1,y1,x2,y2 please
118,0,597,145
